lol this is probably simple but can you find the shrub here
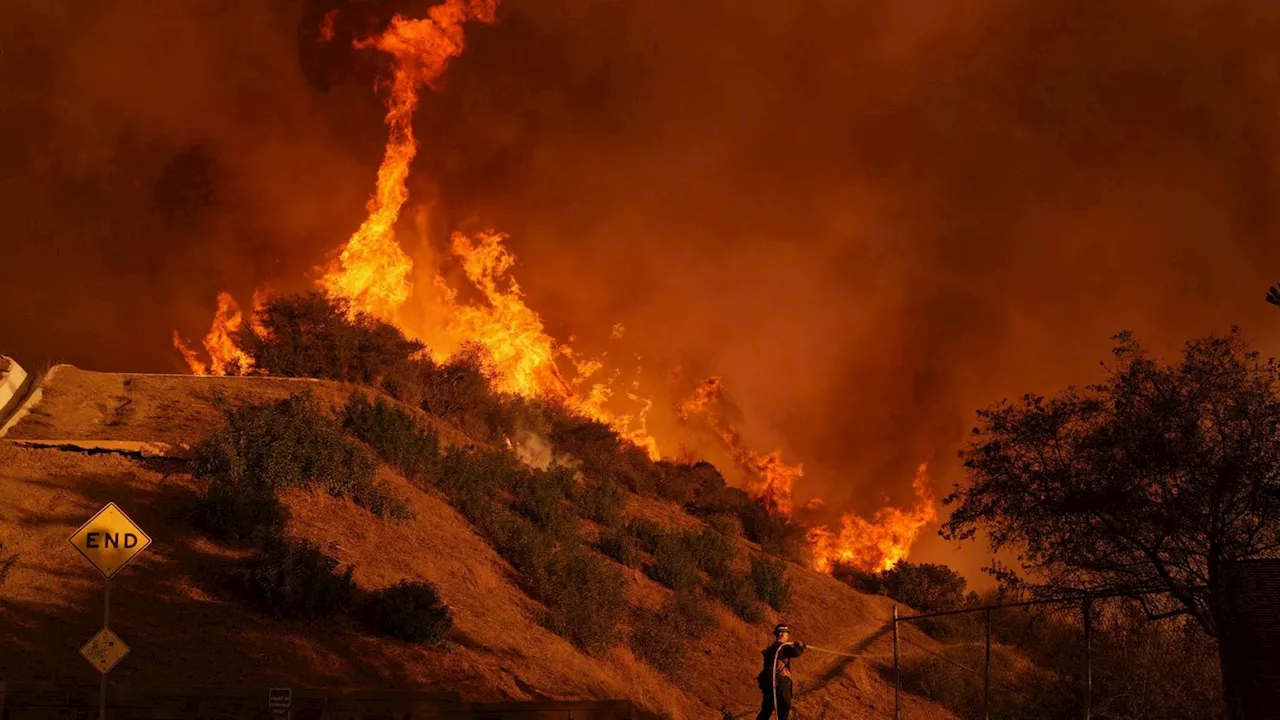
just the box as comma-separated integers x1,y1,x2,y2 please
683,528,737,580
236,537,355,619
548,411,659,494
877,561,968,614
191,392,407,529
737,500,810,564
234,291,425,391
488,511,557,589
351,477,414,521
511,471,576,540
749,555,792,611
711,571,765,624
630,591,718,678
627,517,667,554
672,590,718,637
341,392,440,482
191,392,376,494
362,579,453,645
831,560,968,614
708,513,743,539
598,526,643,568
542,548,628,654
195,474,287,543
438,447,525,514
646,534,701,592
420,343,510,443
574,480,625,526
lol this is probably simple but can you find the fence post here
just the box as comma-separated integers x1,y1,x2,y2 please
1084,599,1092,720
893,605,901,720
983,607,991,720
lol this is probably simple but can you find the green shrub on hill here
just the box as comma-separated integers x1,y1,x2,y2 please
236,536,355,619
341,392,440,482
542,548,628,655
647,533,701,592
194,474,287,543
749,555,791,611
234,291,425,393
627,517,667,554
598,526,643,568
573,479,625,526
191,392,411,534
362,579,453,645
630,591,718,678
683,528,737,580
711,571,765,624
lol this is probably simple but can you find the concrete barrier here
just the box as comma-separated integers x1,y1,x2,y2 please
0,356,30,435
0,357,30,433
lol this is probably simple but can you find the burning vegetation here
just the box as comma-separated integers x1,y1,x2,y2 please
171,0,935,575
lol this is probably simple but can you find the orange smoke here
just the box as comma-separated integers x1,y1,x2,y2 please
807,462,939,573
172,291,254,376
678,376,803,514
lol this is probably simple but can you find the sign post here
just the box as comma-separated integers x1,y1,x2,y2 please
269,688,292,720
68,502,152,720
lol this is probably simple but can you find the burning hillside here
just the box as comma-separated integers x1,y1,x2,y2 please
171,0,936,574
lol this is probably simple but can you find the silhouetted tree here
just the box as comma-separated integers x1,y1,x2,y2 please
1266,283,1280,306
942,328,1280,719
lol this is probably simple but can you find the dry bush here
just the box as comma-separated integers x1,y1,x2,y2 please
192,392,410,535
683,528,737,580
574,479,625,526
646,533,701,592
749,555,792,612
542,548,628,654
341,392,440,482
361,579,453,646
235,291,425,393
711,571,765,624
236,536,356,619
630,591,718,678
598,525,643,568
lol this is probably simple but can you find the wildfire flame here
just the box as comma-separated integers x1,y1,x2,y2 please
173,291,254,376
677,376,802,514
807,462,939,573
317,0,498,320
173,0,936,571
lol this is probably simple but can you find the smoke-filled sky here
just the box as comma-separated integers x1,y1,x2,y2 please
4,0,1280,582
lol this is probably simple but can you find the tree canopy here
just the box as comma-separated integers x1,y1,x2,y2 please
942,329,1280,638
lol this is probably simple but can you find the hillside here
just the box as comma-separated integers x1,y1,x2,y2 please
0,365,956,719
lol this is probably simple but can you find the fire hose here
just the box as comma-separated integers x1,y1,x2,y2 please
766,642,893,719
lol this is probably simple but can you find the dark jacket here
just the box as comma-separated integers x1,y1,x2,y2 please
757,641,806,686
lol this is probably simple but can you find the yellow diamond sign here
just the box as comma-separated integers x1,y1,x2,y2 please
81,627,129,674
68,502,151,578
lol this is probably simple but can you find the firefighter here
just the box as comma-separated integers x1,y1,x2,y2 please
756,623,806,720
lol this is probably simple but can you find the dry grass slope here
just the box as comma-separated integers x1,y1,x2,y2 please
0,366,955,720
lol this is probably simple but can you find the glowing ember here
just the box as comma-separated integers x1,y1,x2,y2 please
807,463,939,573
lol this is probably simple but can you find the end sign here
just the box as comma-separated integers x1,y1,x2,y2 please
68,502,151,578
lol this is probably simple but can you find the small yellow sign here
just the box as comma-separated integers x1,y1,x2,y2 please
68,502,152,578
80,627,129,674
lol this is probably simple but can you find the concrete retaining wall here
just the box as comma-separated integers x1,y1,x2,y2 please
0,357,30,431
